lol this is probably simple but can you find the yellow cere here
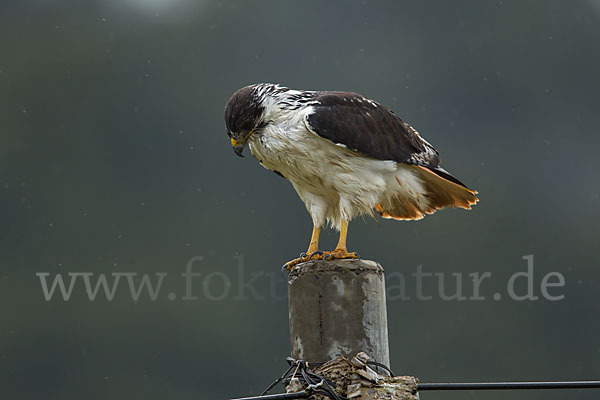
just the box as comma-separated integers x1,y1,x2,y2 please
231,129,254,147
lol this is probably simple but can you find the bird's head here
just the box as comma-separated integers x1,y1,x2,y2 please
224,84,270,157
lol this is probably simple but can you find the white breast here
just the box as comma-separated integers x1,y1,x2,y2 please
247,107,428,230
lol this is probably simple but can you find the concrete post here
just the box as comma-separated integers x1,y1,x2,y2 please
287,259,390,368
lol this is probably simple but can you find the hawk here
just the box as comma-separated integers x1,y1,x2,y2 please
224,84,478,270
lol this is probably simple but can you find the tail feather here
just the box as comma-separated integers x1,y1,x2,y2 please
375,165,478,221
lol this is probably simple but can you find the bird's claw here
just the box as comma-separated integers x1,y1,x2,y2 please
283,250,359,271
283,251,326,272
322,249,360,261
282,261,297,272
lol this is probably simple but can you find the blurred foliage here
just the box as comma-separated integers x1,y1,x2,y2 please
1,1,599,399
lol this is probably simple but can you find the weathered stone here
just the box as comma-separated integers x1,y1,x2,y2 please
310,355,418,400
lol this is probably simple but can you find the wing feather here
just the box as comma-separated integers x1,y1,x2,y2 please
304,91,439,168
304,91,473,189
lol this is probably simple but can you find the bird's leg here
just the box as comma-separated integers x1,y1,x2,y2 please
305,225,320,255
283,225,324,271
323,220,359,261
335,219,350,252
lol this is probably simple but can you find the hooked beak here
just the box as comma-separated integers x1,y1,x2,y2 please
230,129,254,157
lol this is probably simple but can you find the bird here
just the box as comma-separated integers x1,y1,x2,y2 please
224,83,478,270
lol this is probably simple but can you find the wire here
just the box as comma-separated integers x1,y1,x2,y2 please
231,356,600,400
232,381,600,400
260,363,296,396
256,358,347,400
367,360,394,377
230,392,309,400
418,381,600,391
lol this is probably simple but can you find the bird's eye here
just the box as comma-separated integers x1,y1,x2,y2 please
226,131,233,138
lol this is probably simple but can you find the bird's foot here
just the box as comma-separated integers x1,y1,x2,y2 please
282,251,325,271
282,249,359,271
321,249,360,261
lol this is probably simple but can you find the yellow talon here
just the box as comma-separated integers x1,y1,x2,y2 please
283,221,359,272
322,249,359,261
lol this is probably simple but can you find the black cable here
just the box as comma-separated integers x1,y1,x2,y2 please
257,357,347,400
367,360,394,377
234,380,600,400
297,362,346,400
232,381,600,400
418,381,600,391
230,392,309,400
232,358,600,400
260,363,296,396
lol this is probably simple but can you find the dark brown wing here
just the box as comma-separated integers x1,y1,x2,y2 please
305,91,438,165
304,91,469,188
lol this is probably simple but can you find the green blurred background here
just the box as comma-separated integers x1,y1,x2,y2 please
1,0,599,399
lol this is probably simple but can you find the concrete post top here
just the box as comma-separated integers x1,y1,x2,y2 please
287,258,390,367
288,259,384,283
